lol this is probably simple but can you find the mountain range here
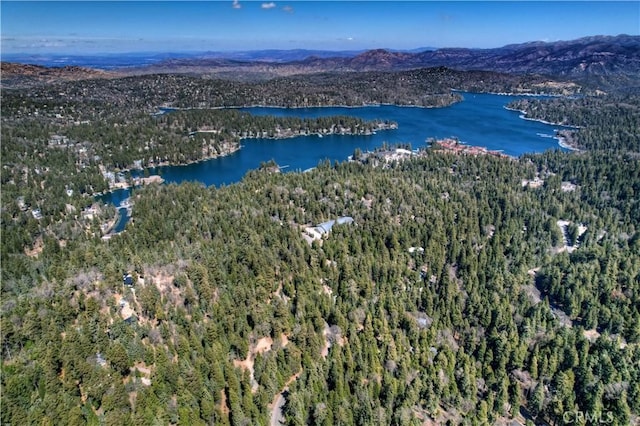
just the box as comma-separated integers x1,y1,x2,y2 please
2,35,638,89
125,35,640,86
296,35,640,76
0,47,436,70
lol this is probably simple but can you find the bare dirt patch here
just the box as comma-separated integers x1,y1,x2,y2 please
114,293,135,320
132,362,152,378
279,333,289,348
149,271,186,308
233,336,275,393
271,282,290,304
233,357,254,373
24,235,44,257
254,336,274,354
527,267,540,276
583,329,601,342
321,323,345,358
322,284,333,296
220,390,230,416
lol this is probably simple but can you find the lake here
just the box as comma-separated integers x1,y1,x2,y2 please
100,92,573,232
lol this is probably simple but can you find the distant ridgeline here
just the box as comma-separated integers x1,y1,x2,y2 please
5,35,636,87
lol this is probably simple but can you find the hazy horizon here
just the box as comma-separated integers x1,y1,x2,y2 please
2,1,638,55
1,34,636,59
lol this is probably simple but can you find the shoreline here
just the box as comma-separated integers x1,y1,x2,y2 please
153,97,461,114
113,100,584,193
95,173,170,196
452,88,570,97
504,106,583,128
484,91,564,97
158,92,575,118
147,144,243,170
126,123,398,171
95,121,399,194
233,99,461,110
97,120,396,234
105,98,583,198
233,123,397,140
503,106,583,152
430,138,514,159
557,137,580,152
556,130,582,152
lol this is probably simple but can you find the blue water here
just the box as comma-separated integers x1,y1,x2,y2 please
97,188,132,233
100,92,573,231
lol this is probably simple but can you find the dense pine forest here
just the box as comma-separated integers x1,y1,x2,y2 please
508,95,640,152
1,67,639,425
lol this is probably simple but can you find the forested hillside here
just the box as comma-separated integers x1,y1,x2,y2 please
0,90,394,254
1,68,639,425
509,95,640,152
3,148,639,425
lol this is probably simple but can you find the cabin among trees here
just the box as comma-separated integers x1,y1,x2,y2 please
302,216,354,244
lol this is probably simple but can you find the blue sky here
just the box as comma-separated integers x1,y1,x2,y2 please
2,1,638,54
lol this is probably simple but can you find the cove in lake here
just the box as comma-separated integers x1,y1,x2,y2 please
100,92,574,232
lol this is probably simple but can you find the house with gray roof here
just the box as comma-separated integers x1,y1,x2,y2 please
303,216,354,244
